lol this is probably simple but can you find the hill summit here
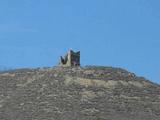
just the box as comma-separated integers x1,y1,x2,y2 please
0,66,160,120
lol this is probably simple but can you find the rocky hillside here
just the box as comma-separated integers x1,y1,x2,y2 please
0,66,160,120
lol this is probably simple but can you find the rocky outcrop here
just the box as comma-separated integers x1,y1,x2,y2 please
0,66,160,120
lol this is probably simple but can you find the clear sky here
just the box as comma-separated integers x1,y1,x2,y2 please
0,0,160,83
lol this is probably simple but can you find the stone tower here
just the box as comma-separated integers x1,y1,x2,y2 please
59,50,80,67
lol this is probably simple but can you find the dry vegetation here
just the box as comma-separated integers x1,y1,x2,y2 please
0,66,160,120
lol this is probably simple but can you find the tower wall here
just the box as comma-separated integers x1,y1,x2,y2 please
59,50,80,67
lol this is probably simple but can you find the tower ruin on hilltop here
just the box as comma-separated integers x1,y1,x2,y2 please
59,50,80,67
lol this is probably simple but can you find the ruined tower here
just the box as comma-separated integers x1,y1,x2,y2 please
59,50,80,67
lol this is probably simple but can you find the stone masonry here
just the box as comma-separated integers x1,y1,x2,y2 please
59,50,80,67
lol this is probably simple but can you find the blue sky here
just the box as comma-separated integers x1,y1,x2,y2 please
0,0,160,83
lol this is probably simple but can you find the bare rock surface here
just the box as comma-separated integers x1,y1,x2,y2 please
0,66,160,120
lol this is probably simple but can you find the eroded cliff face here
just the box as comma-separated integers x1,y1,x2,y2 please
0,66,160,120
